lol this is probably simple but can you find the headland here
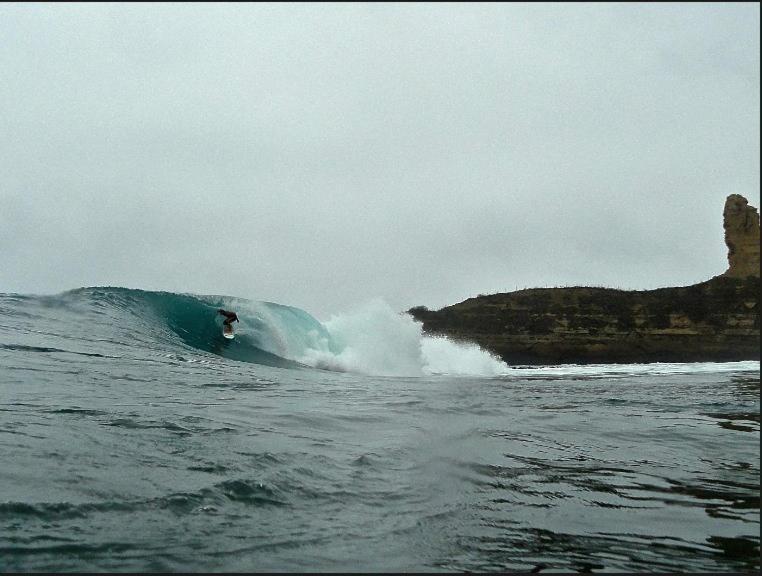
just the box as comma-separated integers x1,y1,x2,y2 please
409,195,760,365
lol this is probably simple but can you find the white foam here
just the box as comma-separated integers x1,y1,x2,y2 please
503,360,760,378
298,299,510,377
420,335,508,376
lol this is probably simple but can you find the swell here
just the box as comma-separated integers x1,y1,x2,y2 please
5,287,332,369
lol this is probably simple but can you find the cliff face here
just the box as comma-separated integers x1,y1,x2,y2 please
409,195,760,365
409,277,759,364
723,194,760,279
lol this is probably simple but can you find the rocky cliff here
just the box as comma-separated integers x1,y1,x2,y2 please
409,195,760,365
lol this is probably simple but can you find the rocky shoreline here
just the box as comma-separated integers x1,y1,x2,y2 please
409,195,760,365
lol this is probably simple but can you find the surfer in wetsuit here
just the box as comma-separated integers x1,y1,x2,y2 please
218,309,239,326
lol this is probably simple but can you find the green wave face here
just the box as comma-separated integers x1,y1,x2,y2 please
63,287,334,368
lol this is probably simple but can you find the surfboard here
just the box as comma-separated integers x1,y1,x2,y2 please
223,325,235,339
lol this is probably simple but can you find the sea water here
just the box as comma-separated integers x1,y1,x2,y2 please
0,288,758,572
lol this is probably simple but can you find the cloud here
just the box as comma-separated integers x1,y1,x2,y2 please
1,3,758,318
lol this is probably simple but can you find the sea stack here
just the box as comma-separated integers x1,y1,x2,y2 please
722,194,760,279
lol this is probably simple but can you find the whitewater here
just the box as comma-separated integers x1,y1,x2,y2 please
0,287,759,571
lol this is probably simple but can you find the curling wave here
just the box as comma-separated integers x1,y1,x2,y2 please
2,287,508,376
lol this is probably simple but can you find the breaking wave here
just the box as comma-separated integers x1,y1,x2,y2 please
6,287,507,376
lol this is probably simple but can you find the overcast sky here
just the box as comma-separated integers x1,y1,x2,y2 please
1,2,759,318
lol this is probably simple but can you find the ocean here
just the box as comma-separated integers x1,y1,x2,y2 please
1,287,759,572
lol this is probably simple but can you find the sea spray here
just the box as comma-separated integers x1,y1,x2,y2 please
299,299,424,376
421,335,508,376
298,299,510,377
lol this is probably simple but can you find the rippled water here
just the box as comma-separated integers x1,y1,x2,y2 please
0,290,759,572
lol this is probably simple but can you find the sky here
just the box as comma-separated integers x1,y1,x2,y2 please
1,2,759,319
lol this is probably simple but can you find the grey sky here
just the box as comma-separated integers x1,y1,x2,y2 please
1,2,759,319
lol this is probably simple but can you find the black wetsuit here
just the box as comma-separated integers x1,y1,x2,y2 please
218,309,239,326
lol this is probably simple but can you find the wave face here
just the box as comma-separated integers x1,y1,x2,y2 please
2,287,508,376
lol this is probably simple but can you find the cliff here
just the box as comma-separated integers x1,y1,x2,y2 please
409,195,760,365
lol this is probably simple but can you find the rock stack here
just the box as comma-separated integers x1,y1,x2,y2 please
723,194,760,279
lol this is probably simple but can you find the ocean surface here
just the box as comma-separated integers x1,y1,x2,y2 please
0,287,759,572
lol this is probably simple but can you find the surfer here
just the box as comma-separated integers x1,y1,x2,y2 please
218,309,239,327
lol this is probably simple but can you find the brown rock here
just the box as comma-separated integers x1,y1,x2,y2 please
723,194,760,278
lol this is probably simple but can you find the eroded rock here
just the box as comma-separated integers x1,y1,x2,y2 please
723,194,760,279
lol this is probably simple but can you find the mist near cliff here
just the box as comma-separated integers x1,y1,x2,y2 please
0,3,759,318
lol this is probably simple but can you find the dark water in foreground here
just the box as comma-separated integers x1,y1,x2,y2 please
0,289,759,572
